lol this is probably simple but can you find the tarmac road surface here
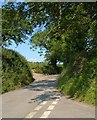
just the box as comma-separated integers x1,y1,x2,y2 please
2,73,95,118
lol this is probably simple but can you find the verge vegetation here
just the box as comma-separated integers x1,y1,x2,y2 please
2,48,34,93
29,62,62,74
57,56,97,105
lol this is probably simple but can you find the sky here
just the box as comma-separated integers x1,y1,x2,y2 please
1,1,46,62
7,41,46,62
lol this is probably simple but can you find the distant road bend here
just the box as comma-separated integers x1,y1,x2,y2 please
2,73,95,118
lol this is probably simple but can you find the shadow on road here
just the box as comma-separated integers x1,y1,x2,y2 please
23,79,62,104
24,80,57,91
29,90,61,104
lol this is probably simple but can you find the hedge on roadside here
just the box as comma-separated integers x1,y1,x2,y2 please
57,57,97,105
2,48,34,93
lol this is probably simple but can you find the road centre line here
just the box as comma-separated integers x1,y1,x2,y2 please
40,97,60,118
52,101,58,105
25,112,36,118
40,111,51,118
40,101,47,105
34,101,47,111
25,95,61,118
47,105,55,110
55,98,60,101
25,100,48,118
34,105,42,111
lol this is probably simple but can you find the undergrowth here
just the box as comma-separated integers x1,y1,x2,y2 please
2,48,34,93
57,57,97,105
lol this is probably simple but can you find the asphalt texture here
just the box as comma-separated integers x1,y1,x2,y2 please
2,73,95,118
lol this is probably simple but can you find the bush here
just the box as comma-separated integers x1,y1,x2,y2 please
29,62,47,74
57,57,97,105
2,48,34,93
29,62,62,74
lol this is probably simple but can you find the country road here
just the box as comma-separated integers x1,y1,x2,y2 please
2,73,95,118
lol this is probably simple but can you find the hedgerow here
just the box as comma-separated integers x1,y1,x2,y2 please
29,62,62,74
2,48,34,93
57,57,97,105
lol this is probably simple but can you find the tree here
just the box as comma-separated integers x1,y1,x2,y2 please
31,3,97,64
2,2,77,46
2,2,97,64
2,2,49,46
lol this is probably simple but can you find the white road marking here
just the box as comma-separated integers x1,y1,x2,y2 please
40,98,60,118
25,94,60,118
25,100,48,118
57,96,61,98
55,98,60,101
40,101,47,105
40,111,51,118
47,105,55,110
25,112,36,118
34,105,42,111
52,101,58,105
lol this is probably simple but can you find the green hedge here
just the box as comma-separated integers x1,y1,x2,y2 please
29,62,48,74
57,58,97,105
29,62,62,74
2,48,34,93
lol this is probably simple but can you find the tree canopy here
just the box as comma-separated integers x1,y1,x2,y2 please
2,2,97,65
2,2,97,104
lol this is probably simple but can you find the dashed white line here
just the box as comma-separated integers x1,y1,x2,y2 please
34,105,42,111
40,111,51,118
47,105,55,110
25,95,61,118
52,101,58,105
40,97,61,118
55,98,60,101
25,100,48,118
25,112,36,118
40,101,47,105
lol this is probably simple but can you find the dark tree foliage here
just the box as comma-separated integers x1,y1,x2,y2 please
2,2,97,71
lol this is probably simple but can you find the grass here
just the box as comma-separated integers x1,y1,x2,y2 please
57,57,96,105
